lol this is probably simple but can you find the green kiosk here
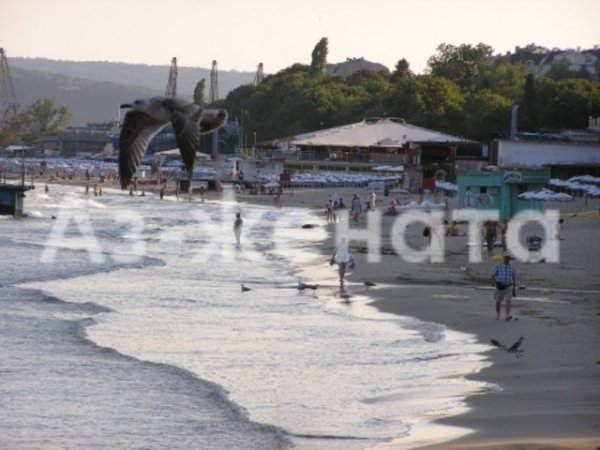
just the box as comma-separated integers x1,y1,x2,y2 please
457,169,550,219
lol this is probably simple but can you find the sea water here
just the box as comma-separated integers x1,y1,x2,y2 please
0,183,492,449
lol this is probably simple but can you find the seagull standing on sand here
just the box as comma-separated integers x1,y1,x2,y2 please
297,281,319,291
363,279,376,288
118,96,227,189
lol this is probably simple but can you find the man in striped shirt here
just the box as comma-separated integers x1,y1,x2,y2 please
490,251,517,321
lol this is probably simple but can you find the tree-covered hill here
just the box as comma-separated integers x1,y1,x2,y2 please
5,43,600,145
217,42,600,145
8,58,254,126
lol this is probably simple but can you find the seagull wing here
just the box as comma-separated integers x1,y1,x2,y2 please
199,109,228,134
508,337,523,352
490,339,505,349
170,108,228,173
170,108,203,173
119,111,167,189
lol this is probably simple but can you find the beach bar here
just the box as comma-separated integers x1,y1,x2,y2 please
457,169,550,219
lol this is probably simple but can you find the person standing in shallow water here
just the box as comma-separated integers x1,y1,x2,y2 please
233,212,243,248
331,236,349,290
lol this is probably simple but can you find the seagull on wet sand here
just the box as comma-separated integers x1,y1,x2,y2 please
118,96,227,189
241,284,251,292
297,281,319,291
363,279,376,288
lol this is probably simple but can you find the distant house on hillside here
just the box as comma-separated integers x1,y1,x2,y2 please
507,44,600,79
326,57,389,77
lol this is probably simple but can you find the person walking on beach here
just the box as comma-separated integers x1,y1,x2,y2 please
369,190,376,210
491,251,517,321
484,220,497,256
233,212,243,248
351,194,362,222
331,236,349,289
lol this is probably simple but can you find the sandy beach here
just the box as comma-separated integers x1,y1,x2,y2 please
14,176,600,448
235,184,600,449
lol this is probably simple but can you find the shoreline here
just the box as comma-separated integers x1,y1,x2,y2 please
16,178,600,449
268,186,599,449
333,193,599,449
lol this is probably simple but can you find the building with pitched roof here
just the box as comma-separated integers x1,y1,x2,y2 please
270,117,483,192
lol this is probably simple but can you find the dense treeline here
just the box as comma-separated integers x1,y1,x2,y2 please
215,41,600,145
0,98,72,147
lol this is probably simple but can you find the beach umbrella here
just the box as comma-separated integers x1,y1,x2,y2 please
568,175,600,185
434,180,458,192
371,165,393,172
518,189,574,202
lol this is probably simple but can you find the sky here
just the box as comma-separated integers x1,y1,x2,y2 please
2,0,599,75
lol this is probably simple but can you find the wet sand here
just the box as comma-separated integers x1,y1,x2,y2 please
254,186,600,449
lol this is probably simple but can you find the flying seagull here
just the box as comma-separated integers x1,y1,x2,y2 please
118,96,227,189
507,336,524,353
490,339,506,349
490,336,524,357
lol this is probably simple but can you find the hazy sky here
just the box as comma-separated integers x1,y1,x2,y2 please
2,0,599,74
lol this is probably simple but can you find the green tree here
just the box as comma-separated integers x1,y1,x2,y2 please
463,90,512,141
427,43,494,88
535,78,600,129
519,74,538,131
194,79,206,106
26,98,71,135
476,60,527,101
310,37,329,75
1,98,71,145
392,58,413,79
387,75,465,132
0,106,27,146
344,70,392,118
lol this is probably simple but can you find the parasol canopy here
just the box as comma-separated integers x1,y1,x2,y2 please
518,188,574,202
